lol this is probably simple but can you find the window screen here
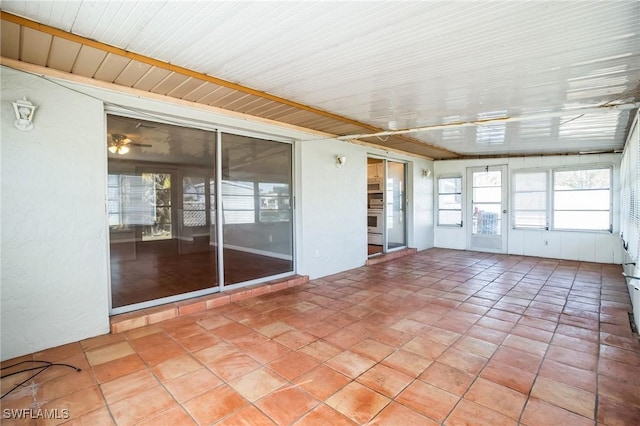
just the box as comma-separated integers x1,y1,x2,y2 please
620,118,639,261
438,177,462,226
553,168,611,231
513,171,547,229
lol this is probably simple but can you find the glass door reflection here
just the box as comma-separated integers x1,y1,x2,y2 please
220,133,293,286
107,115,217,311
108,116,296,312
386,161,407,251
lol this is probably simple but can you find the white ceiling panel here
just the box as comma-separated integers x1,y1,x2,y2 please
1,0,81,32
1,0,638,158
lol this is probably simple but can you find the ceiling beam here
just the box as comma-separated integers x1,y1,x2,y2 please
336,102,640,140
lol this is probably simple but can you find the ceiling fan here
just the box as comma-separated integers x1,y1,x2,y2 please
108,133,152,155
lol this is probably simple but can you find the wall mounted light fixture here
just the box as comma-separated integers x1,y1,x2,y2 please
11,97,37,131
422,169,431,177
336,154,347,168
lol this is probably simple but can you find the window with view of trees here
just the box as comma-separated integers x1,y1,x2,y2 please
259,183,290,223
182,176,207,227
553,168,611,231
107,174,155,229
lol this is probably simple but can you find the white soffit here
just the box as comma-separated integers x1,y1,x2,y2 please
1,0,639,157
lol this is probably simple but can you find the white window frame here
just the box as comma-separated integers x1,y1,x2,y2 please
258,182,291,223
222,180,256,225
551,165,613,232
437,175,463,227
512,169,549,230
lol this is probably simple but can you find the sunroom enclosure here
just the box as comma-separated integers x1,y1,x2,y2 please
107,115,294,313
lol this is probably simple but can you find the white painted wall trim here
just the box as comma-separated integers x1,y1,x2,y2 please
434,154,624,264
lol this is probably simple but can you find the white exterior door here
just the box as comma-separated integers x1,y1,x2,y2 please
467,165,508,253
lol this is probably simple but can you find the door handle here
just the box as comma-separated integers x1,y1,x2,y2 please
503,210,507,214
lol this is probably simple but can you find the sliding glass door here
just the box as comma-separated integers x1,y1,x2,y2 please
221,133,293,286
367,157,407,256
107,115,293,313
386,161,407,250
108,116,218,311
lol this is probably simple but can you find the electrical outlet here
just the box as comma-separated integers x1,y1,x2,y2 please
314,249,320,258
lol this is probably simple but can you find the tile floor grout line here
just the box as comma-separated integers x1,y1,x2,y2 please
125,320,215,425
196,298,352,424
439,255,526,425
442,255,580,425
4,249,636,425
84,348,121,426
513,260,571,425
412,253,508,424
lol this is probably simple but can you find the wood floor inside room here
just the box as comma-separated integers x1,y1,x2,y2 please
368,245,383,256
3,248,639,425
110,239,292,308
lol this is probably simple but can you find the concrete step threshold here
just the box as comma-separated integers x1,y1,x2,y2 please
366,247,417,265
109,275,309,334
110,247,416,333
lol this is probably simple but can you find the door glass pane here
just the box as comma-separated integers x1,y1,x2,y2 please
107,115,217,309
472,187,501,203
221,133,293,285
141,173,172,241
386,161,406,249
472,170,502,235
473,171,501,187
183,176,206,227
473,204,502,235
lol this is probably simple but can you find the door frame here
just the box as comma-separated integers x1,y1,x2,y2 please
385,159,408,253
107,110,297,315
367,156,408,256
466,165,508,253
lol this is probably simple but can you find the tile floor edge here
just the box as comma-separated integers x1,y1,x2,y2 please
110,246,418,334
109,275,309,334
365,247,417,266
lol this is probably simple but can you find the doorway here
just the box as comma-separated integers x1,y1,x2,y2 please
107,115,294,314
367,157,407,256
466,165,508,253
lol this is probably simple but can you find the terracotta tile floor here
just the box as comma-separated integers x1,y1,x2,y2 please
2,248,640,425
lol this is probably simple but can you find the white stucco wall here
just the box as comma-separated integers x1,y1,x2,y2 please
1,66,436,358
411,160,435,251
295,139,367,278
1,67,110,360
295,139,434,279
433,154,624,264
